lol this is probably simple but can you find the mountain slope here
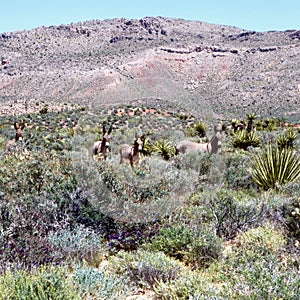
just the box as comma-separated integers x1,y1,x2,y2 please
1,17,299,120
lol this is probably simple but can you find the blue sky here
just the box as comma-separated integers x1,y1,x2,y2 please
1,0,299,33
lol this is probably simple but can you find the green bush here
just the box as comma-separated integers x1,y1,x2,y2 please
216,226,298,299
224,152,255,190
250,145,300,190
149,224,222,268
236,224,286,256
184,226,222,269
0,150,76,197
109,249,187,288
154,272,212,300
0,265,79,300
149,225,193,260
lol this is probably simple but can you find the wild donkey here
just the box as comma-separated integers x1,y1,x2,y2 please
92,123,112,161
5,121,25,151
120,135,145,166
176,125,222,155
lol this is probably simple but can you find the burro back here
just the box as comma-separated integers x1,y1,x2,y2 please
176,126,222,155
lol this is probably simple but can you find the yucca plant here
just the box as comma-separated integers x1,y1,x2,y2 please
250,145,300,190
230,130,261,150
151,139,176,160
194,121,207,138
231,118,244,132
263,117,280,131
141,136,154,156
276,129,297,150
246,113,259,132
185,122,207,138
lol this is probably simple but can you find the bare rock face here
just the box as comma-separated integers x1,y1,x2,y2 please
0,17,299,120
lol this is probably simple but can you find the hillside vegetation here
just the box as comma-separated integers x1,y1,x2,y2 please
0,103,299,299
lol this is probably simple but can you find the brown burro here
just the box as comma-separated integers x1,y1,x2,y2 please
92,123,113,161
119,134,145,166
6,121,25,151
176,126,222,155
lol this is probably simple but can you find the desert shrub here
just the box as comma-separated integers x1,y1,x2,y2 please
84,158,198,223
107,221,160,253
154,272,214,300
224,152,255,190
216,226,299,299
73,265,137,299
68,189,159,253
0,150,76,197
148,224,222,269
219,253,300,299
229,130,261,150
236,224,286,256
109,249,187,288
148,224,194,260
206,190,267,239
281,196,300,240
0,265,79,300
184,226,222,269
0,194,69,271
250,145,300,190
48,225,107,267
173,151,212,174
68,188,116,235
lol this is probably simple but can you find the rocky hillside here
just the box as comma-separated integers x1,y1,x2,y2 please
0,17,299,121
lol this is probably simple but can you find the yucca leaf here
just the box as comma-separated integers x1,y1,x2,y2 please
250,145,300,190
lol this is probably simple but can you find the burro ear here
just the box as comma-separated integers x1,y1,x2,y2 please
14,122,19,130
102,123,106,135
108,125,113,134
